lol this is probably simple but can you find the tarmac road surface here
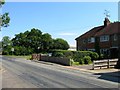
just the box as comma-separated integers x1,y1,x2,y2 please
1,55,119,89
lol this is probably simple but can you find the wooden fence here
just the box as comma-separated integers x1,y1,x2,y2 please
93,59,118,70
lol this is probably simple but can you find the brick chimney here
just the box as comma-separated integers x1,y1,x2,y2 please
104,17,110,26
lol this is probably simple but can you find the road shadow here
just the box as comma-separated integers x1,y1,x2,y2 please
94,71,120,83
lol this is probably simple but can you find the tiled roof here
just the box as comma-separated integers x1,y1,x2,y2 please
95,22,120,36
75,26,104,40
75,21,120,40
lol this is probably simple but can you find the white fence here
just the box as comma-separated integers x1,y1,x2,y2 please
93,59,118,70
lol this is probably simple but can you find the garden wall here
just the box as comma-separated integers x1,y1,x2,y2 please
40,56,71,66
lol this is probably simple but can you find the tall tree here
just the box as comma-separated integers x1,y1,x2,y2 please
52,38,69,50
11,28,70,55
12,28,42,53
2,36,11,47
41,33,53,51
0,0,10,29
2,36,12,55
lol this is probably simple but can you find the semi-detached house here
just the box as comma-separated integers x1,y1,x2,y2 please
75,18,120,58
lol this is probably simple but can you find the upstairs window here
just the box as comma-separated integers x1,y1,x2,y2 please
114,34,117,41
83,39,86,44
100,35,109,42
88,37,95,43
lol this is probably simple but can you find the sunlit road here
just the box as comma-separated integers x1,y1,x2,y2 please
1,55,119,89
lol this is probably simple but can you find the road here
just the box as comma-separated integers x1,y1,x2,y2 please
1,55,119,89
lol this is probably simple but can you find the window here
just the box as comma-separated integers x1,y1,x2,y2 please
114,34,117,41
88,37,95,43
83,39,86,44
100,35,109,42
88,49,95,52
100,49,109,55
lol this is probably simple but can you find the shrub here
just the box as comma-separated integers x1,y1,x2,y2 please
90,52,99,60
100,54,104,59
52,52,64,57
2,50,9,55
62,50,73,58
72,61,80,65
78,58,84,64
51,50,98,65
83,56,92,64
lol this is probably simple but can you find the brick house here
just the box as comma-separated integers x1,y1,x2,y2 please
75,18,120,58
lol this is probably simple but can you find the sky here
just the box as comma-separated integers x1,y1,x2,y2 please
1,2,118,47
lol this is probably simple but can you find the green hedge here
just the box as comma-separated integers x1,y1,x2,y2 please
51,50,99,65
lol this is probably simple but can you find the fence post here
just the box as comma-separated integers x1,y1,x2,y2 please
107,59,110,68
93,60,95,70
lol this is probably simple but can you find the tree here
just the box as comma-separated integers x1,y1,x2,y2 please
1,36,12,55
52,38,69,50
11,28,70,55
2,36,12,47
12,28,43,54
0,0,10,29
41,33,53,52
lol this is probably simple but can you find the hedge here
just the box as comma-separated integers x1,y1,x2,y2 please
51,50,99,65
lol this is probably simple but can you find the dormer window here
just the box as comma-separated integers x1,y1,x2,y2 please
100,35,109,42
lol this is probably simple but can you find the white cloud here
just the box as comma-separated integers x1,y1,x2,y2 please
58,32,77,36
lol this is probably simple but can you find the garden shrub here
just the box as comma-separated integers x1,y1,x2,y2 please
72,61,80,65
52,51,64,57
78,58,84,64
89,52,99,60
83,56,92,64
51,50,99,65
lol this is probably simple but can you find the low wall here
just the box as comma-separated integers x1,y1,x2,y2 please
32,54,41,60
41,56,71,66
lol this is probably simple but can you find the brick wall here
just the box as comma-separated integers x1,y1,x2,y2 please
41,56,71,66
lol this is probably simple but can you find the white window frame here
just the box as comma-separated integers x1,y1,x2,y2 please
114,34,117,41
100,48,109,55
100,35,109,42
88,49,95,52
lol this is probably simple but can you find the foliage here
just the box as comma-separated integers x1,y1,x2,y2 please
51,50,99,65
2,36,12,47
52,38,69,50
2,45,12,55
0,0,5,6
52,52,64,57
89,52,99,60
71,61,80,65
83,56,92,64
51,50,73,58
0,0,10,28
41,33,53,52
1,36,12,55
2,28,69,55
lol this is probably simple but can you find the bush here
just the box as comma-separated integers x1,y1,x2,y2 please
83,56,92,64
72,61,80,65
90,52,99,60
78,58,84,64
51,50,99,65
52,52,64,57
51,50,73,58
2,50,9,55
